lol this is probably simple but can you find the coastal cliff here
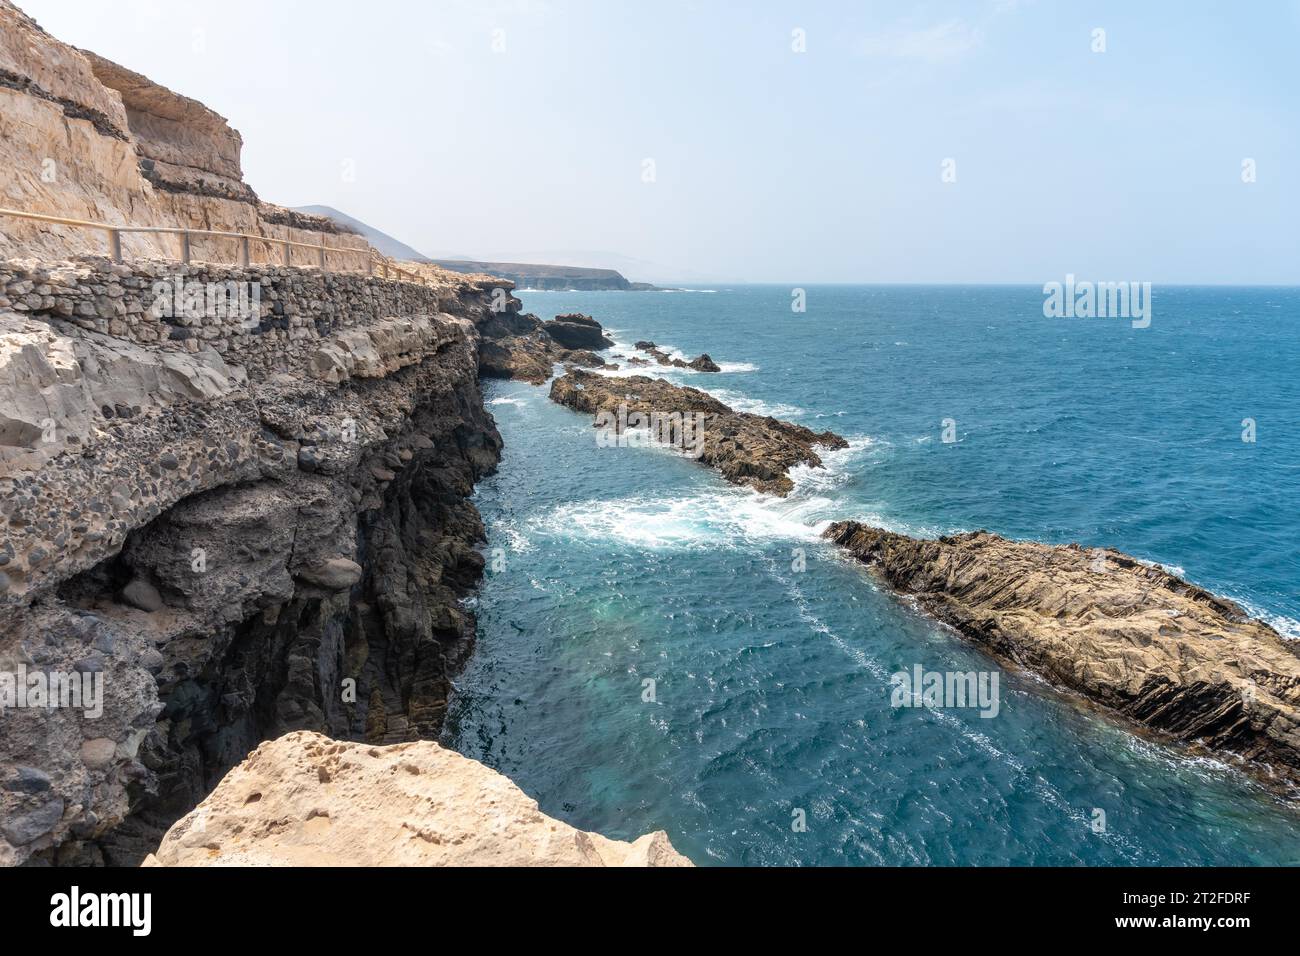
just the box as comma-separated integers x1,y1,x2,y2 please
0,257,514,865
825,522,1300,787
0,1,363,266
0,0,686,868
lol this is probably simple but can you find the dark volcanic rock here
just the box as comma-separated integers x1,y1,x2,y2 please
548,370,846,496
632,341,717,371
542,313,615,350
0,272,506,867
824,521,1300,787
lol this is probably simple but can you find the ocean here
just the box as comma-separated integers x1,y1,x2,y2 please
441,284,1300,865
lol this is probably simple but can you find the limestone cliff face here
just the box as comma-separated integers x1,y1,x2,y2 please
144,732,691,867
0,1,364,267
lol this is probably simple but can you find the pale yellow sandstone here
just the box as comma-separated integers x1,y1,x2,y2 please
145,731,692,867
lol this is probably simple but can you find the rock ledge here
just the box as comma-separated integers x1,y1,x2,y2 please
144,731,692,867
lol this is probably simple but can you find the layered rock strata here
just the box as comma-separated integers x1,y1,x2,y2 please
549,369,847,496
0,2,364,267
824,522,1300,786
144,731,691,866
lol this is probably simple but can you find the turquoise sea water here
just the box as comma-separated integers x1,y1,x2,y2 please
442,285,1300,865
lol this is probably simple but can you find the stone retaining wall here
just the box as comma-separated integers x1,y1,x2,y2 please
0,256,480,378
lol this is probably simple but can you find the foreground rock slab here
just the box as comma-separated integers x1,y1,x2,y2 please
825,521,1300,786
550,370,847,495
144,732,692,867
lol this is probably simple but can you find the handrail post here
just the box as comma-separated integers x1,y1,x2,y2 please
240,235,250,267
319,243,327,272
107,227,122,263
283,240,291,267
181,231,191,264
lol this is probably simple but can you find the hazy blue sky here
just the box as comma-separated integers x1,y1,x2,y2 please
20,0,1300,283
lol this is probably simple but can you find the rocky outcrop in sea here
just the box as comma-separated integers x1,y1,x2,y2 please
633,340,719,371
549,369,847,495
825,522,1300,787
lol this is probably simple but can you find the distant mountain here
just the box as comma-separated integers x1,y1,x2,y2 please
294,205,659,290
431,259,654,291
291,205,439,263
499,249,718,288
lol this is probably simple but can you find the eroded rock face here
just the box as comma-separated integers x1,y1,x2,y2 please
0,260,508,866
0,1,365,266
82,51,252,203
477,311,619,384
824,522,1300,786
549,369,847,496
143,731,692,866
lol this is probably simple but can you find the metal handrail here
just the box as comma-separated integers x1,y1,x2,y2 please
0,206,429,286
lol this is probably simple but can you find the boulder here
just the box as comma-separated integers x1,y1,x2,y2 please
542,313,614,350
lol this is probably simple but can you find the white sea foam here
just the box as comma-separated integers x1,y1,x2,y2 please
597,337,756,375
1245,606,1300,641
488,396,528,407
527,434,880,550
530,487,835,550
700,388,806,419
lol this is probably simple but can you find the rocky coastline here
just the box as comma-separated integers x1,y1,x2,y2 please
548,369,848,496
3,0,1296,873
824,522,1300,788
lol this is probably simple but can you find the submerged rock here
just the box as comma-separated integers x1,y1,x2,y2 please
145,731,692,867
629,340,718,371
824,521,1300,786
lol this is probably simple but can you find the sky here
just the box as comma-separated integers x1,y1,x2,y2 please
17,0,1300,284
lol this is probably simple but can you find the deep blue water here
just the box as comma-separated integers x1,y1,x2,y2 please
442,284,1300,865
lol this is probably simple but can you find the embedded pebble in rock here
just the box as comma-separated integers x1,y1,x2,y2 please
297,558,363,591
121,578,163,612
